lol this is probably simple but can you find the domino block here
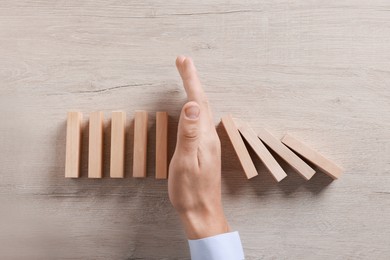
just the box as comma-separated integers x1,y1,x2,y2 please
65,111,83,178
133,111,148,178
88,111,104,178
155,112,168,179
110,111,126,178
221,114,258,179
257,128,315,180
234,119,287,182
281,134,343,179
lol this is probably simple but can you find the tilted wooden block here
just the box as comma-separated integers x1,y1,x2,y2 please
133,111,148,178
235,119,287,182
281,134,343,179
88,111,104,178
155,112,168,179
257,128,316,180
110,111,126,178
221,114,258,179
65,111,83,178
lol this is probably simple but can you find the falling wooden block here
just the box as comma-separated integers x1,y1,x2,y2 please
281,134,343,179
65,111,83,178
221,114,258,179
155,112,168,179
110,111,126,178
257,128,315,180
88,111,104,178
133,111,148,178
234,119,287,182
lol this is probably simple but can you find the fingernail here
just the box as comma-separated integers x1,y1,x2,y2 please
185,105,200,119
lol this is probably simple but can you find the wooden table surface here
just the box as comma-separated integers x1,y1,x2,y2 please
1,1,389,259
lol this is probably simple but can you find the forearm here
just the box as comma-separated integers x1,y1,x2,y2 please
179,207,230,239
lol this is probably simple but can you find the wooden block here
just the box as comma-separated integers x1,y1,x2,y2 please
257,128,316,180
155,112,168,179
234,119,287,182
221,114,258,179
110,111,126,178
65,111,83,178
88,111,104,178
281,134,343,179
133,111,148,178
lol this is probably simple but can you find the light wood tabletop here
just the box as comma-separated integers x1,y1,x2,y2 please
1,1,389,259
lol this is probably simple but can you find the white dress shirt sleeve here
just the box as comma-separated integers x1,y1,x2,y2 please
188,231,245,260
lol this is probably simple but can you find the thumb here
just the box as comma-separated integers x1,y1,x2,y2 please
176,101,201,154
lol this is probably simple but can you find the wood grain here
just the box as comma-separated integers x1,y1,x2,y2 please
1,0,390,259
88,111,104,178
65,111,82,178
221,114,258,179
110,111,126,178
257,128,316,180
155,112,168,179
281,134,344,179
235,118,287,182
133,110,148,178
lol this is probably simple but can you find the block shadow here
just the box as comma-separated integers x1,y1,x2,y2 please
217,122,334,198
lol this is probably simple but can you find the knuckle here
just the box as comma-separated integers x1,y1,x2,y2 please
183,126,199,140
202,133,221,153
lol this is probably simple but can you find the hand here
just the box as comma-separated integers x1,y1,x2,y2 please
168,56,230,239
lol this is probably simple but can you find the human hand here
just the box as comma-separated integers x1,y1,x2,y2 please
168,56,230,239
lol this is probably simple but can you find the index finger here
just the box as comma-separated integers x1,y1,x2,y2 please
176,56,206,104
176,56,213,121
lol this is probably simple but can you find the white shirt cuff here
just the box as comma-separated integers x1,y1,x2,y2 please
188,231,245,260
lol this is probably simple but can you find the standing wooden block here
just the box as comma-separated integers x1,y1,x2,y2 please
88,111,104,178
281,134,343,179
110,111,126,178
65,111,83,178
133,111,148,178
234,119,287,182
257,128,316,180
221,114,258,179
155,112,168,179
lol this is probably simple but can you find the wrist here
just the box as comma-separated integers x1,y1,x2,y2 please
179,207,230,239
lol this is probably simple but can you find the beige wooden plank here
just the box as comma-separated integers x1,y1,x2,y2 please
110,111,126,178
281,134,343,179
65,111,83,178
88,111,104,178
155,112,168,179
133,110,148,178
234,119,287,182
257,128,316,180
221,114,258,179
